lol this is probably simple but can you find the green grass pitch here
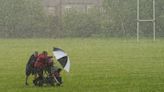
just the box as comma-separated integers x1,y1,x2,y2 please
0,38,164,92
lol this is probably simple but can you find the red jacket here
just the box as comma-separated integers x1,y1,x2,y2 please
34,54,47,69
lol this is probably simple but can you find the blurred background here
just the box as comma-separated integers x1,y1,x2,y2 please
0,0,163,39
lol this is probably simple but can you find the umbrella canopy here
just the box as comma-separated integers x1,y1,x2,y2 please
53,48,70,72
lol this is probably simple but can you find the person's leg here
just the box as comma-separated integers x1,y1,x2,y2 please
25,75,29,85
33,68,37,80
33,68,40,86
34,68,44,86
25,66,31,85
47,75,55,86
58,77,62,84
33,76,39,86
56,77,62,84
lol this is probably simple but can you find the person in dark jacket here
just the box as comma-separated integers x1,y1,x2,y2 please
25,51,38,85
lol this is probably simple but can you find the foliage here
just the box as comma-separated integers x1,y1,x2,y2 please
0,0,164,38
0,0,48,38
63,10,101,37
103,0,164,38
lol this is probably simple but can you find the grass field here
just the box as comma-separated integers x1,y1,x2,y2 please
0,38,164,92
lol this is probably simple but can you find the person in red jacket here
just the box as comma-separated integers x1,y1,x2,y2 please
35,52,46,68
33,51,53,86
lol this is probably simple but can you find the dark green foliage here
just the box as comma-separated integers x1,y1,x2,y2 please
0,0,164,38
0,0,48,38
103,0,164,38
63,10,101,37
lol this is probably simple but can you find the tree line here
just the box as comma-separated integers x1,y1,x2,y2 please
0,0,164,38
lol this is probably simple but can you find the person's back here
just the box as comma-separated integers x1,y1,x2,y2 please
26,51,38,75
34,54,44,69
26,53,38,68
25,51,38,85
34,51,53,69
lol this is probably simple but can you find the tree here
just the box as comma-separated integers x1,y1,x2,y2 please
63,10,101,37
103,0,164,38
0,0,47,38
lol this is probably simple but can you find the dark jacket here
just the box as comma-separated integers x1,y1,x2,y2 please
27,54,38,68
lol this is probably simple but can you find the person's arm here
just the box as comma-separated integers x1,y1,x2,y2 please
53,73,60,84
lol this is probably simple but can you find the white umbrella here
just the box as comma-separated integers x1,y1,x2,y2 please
53,48,70,72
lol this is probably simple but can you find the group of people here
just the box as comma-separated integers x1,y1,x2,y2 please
25,51,62,86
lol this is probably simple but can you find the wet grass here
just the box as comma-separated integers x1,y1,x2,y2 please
0,38,164,92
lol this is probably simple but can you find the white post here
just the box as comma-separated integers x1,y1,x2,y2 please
153,0,156,41
137,0,156,41
137,0,140,41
